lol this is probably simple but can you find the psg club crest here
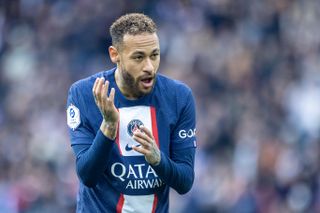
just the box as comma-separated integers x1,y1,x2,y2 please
127,119,144,137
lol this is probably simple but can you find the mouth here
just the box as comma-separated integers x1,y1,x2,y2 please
140,77,154,89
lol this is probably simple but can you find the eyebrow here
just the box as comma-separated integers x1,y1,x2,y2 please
132,49,160,55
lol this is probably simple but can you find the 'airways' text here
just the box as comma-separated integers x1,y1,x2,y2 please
126,178,163,190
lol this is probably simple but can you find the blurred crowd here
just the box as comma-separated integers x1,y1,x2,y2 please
1,0,320,212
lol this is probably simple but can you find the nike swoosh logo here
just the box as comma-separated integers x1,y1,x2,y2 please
125,144,141,152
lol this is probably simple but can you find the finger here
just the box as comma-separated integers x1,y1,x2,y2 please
133,131,151,142
102,80,109,102
132,145,149,155
93,77,99,95
96,77,105,103
109,87,115,103
133,135,150,148
99,80,107,110
139,126,154,140
93,78,102,104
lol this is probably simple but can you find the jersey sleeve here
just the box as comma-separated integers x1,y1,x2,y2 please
170,88,197,150
66,84,95,145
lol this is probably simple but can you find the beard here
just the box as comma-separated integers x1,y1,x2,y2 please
121,67,156,99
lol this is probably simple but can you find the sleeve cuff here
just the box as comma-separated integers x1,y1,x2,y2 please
92,130,116,151
96,129,115,143
151,152,168,174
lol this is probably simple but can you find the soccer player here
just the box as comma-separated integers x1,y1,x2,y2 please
66,13,197,213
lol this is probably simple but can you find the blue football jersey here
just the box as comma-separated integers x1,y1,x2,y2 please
66,68,196,213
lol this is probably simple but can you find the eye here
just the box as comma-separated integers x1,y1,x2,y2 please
133,55,143,61
150,53,159,60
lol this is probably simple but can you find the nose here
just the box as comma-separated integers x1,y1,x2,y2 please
143,58,154,73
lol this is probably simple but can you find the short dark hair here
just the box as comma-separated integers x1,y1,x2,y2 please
110,13,157,48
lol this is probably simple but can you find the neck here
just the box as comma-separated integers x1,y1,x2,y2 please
114,68,137,100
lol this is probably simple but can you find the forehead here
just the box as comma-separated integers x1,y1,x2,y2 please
121,33,159,53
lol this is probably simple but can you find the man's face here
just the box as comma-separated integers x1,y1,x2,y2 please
117,33,160,98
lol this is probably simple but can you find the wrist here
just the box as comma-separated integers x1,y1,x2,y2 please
152,158,161,166
150,150,161,166
100,120,118,140
151,151,162,167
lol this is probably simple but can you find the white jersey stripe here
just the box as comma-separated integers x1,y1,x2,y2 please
121,194,155,213
117,106,154,156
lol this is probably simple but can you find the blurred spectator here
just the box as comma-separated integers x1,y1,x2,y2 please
0,0,320,212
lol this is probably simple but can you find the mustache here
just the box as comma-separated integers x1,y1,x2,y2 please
139,73,155,80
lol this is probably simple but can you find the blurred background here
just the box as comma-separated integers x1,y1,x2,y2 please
1,0,320,212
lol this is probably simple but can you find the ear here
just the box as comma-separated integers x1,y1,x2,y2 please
109,46,120,63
